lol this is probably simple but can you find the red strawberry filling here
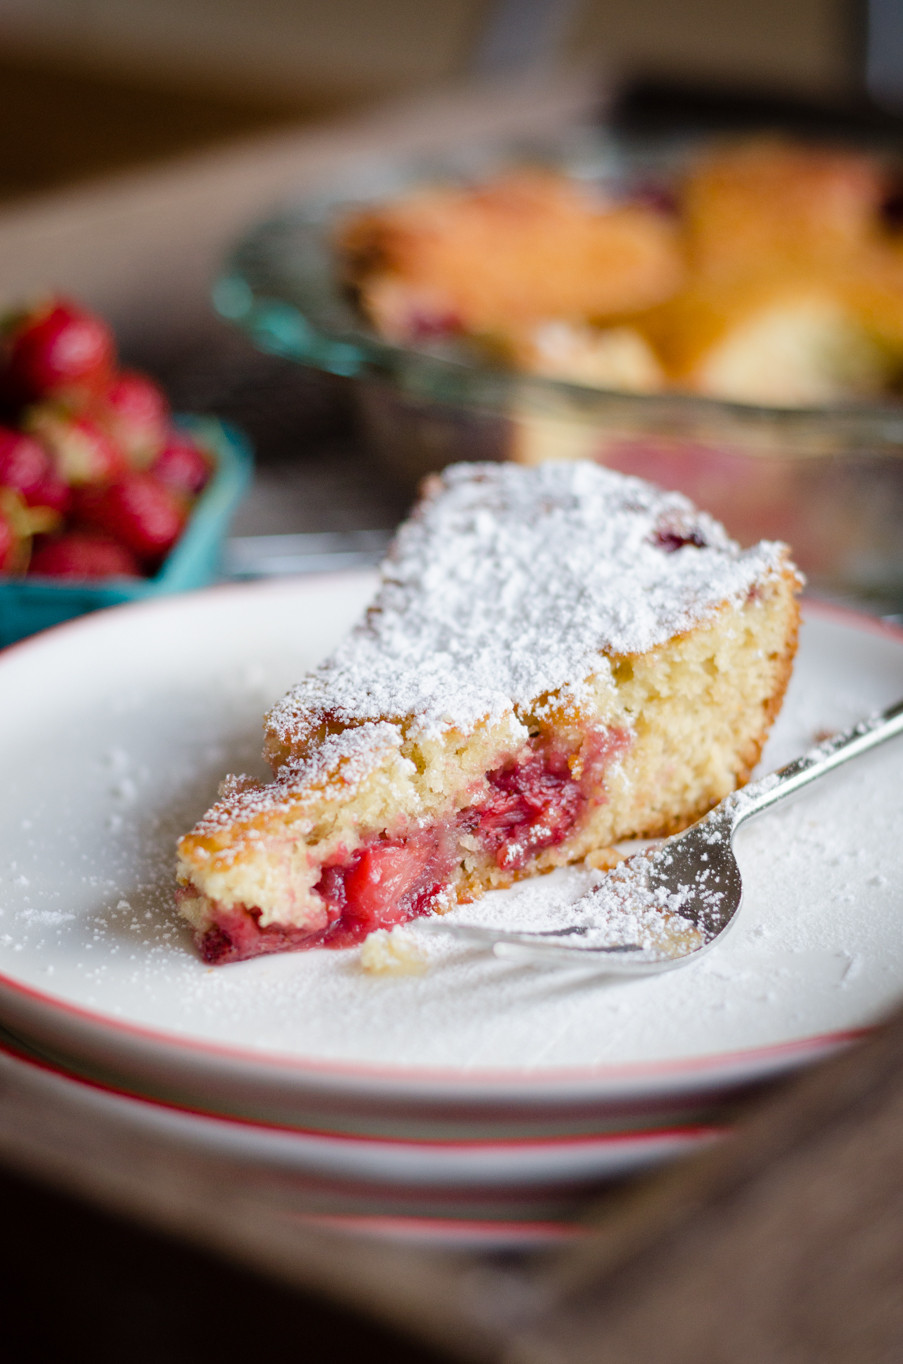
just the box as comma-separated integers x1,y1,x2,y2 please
469,749,585,872
329,834,451,936
196,726,629,964
404,306,464,342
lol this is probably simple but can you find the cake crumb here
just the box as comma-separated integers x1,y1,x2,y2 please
360,927,429,977
584,846,626,872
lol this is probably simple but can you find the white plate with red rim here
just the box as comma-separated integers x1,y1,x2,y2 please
278,1211,587,1249
0,1031,721,1192
6,1008,608,1245
0,575,900,1135
0,1040,616,1247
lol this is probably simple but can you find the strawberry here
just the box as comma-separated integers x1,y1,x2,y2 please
0,425,70,515
23,464,71,517
3,298,116,405
0,503,17,572
25,406,127,486
29,531,140,579
96,370,169,466
74,470,188,567
150,430,212,495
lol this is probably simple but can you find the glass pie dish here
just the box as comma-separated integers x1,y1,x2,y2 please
215,131,903,613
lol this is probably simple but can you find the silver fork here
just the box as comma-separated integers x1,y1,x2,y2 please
422,697,903,973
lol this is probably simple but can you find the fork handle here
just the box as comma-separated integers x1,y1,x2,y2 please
732,696,903,825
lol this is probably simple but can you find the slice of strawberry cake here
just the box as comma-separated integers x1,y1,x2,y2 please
176,461,802,963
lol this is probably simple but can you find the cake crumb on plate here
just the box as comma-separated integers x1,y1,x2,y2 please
360,926,430,976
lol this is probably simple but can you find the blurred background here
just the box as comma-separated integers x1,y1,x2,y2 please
0,0,883,203
0,0,891,542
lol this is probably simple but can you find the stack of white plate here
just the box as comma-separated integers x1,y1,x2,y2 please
0,577,900,1248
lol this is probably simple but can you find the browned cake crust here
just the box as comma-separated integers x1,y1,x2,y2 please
337,170,684,341
680,137,890,277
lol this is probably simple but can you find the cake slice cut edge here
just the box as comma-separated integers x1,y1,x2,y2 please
176,460,802,964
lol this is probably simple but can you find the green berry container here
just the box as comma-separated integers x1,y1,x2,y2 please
0,415,253,648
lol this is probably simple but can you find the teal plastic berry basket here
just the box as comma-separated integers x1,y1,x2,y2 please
0,415,253,648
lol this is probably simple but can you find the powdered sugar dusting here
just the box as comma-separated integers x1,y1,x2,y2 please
564,852,708,954
269,461,790,744
445,847,706,958
189,722,411,847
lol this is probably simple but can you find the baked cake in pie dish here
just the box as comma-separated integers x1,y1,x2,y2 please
176,461,802,964
336,139,903,406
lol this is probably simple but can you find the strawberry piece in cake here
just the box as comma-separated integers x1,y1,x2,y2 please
176,461,802,963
